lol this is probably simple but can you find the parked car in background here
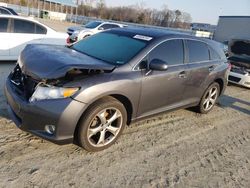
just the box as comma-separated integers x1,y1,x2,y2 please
0,6,18,15
228,39,250,88
66,21,126,44
5,28,229,152
0,15,68,61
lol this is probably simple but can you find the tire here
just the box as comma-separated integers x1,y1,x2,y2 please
77,96,127,152
198,82,220,114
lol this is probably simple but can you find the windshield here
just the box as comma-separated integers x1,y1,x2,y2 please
85,21,102,29
72,32,148,65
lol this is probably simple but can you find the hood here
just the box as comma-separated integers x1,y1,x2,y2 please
228,39,250,69
71,28,92,38
229,39,250,56
68,25,85,32
19,44,116,80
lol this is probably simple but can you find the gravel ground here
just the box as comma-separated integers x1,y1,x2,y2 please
0,19,250,188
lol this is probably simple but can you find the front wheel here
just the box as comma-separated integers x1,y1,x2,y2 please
198,82,220,114
77,97,127,152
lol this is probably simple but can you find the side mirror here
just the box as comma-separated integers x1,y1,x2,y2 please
98,27,104,31
149,59,168,71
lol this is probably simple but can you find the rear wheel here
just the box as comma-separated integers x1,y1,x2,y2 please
77,97,127,152
198,82,220,114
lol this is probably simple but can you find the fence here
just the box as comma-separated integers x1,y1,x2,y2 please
5,3,216,38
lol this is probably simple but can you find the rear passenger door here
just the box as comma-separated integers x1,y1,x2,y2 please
9,18,46,58
184,39,216,103
0,17,10,58
138,39,188,117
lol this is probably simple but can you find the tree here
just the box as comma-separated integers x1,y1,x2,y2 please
20,0,27,6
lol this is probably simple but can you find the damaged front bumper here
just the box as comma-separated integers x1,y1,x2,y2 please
4,77,87,145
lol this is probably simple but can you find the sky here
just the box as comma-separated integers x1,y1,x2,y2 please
105,0,250,25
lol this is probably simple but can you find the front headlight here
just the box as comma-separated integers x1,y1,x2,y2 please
30,85,79,102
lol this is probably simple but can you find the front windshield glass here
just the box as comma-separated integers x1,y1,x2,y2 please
72,32,148,65
84,21,102,29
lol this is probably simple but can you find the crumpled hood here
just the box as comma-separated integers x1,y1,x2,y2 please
19,44,116,80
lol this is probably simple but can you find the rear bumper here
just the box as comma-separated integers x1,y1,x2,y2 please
229,71,250,88
4,78,87,145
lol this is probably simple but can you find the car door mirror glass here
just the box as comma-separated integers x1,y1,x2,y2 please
98,27,104,30
149,59,168,71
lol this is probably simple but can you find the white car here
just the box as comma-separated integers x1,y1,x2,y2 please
0,15,68,61
228,39,250,88
67,21,126,43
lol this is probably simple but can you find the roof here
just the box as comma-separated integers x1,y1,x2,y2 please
44,0,76,7
109,27,193,40
219,16,250,19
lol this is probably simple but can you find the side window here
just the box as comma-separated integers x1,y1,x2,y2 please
13,19,35,33
0,8,10,15
187,40,209,63
0,18,8,32
35,24,47,34
209,47,221,60
149,39,184,65
101,24,119,30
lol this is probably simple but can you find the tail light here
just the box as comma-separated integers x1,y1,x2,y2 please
227,62,232,70
66,37,70,44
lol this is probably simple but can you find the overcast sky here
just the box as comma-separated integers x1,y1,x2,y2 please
104,0,250,25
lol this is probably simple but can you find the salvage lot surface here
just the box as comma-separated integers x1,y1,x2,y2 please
0,20,250,188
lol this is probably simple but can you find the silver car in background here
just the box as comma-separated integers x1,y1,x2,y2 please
66,21,126,44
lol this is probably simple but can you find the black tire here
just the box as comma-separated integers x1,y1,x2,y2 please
198,82,220,114
77,96,127,152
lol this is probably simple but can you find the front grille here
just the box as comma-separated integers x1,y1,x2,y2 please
228,75,241,83
10,65,38,100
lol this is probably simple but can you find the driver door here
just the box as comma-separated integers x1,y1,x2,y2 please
137,39,188,117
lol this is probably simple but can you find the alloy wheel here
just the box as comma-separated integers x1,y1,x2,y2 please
87,108,123,147
203,86,218,111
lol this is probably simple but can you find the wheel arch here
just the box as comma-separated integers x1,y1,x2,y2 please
214,78,224,96
73,94,133,143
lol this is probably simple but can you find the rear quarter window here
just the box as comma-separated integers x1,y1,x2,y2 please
36,24,47,34
209,47,221,60
187,40,209,63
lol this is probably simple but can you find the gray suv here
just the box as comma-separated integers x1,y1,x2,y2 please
5,28,229,151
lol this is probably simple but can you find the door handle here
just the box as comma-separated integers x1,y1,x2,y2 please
208,65,215,72
178,71,187,78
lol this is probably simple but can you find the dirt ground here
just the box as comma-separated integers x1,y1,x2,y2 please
0,19,250,188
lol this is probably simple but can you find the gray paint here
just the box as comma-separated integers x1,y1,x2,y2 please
5,28,229,145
